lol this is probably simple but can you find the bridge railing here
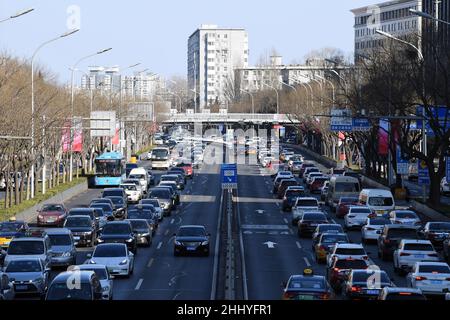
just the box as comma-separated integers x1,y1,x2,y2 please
162,113,298,123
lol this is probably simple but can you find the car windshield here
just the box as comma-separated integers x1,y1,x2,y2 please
352,271,390,283
49,235,72,246
5,260,42,273
65,217,91,228
128,211,153,220
296,200,318,207
396,211,418,219
152,149,169,158
418,265,450,273
335,183,359,192
335,248,366,255
288,278,325,290
369,197,394,206
388,229,418,238
403,243,434,251
149,189,171,198
350,208,372,214
108,197,124,205
322,235,348,243
178,227,205,237
370,218,391,226
0,222,21,232
334,260,368,269
142,200,159,207
8,241,44,255
46,282,93,300
303,214,327,221
42,205,64,211
429,223,450,231
129,174,145,180
121,184,137,191
94,245,126,257
130,220,149,229
102,224,130,235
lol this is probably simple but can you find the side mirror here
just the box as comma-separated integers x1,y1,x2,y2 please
109,275,115,279
45,267,51,273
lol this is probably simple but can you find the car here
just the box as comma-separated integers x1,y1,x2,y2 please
292,197,320,226
297,212,329,238
361,216,392,244
343,171,362,185
96,221,137,254
45,271,103,300
377,225,421,261
173,225,210,257
148,188,174,216
273,176,292,194
359,189,395,215
282,186,305,212
305,172,323,187
377,287,426,300
156,184,180,205
88,205,109,230
36,203,68,227
342,269,394,300
0,272,14,300
327,177,361,211
89,202,114,219
277,178,298,199
393,240,440,275
176,162,194,179
320,181,330,201
63,215,96,247
273,171,294,181
336,197,360,218
105,196,128,219
161,174,184,190
120,183,142,203
0,220,29,250
67,208,98,230
441,177,450,195
406,262,450,297
102,188,127,203
129,168,149,193
344,206,373,230
127,205,158,234
327,243,369,267
125,163,139,178
314,233,349,264
140,199,163,221
290,161,303,173
309,177,329,194
4,231,52,269
45,229,77,267
262,156,274,168
90,198,114,211
122,178,145,196
303,167,320,182
168,168,187,183
5,257,50,299
444,238,450,263
73,264,114,300
311,224,344,248
423,222,450,248
298,163,316,179
282,269,333,300
87,243,135,278
327,257,371,293
389,210,421,226
128,219,152,247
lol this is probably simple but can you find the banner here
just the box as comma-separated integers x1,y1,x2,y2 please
378,119,389,156
62,118,83,153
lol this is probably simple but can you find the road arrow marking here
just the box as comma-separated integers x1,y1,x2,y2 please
256,209,265,214
263,241,277,249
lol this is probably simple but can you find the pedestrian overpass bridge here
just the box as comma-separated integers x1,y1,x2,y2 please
162,113,299,125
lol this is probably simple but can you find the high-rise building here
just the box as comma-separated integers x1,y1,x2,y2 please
188,24,249,111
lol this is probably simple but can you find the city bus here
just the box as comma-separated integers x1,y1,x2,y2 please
93,152,125,187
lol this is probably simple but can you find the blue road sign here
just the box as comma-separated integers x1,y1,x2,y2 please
221,164,238,189
396,146,409,175
352,118,371,132
416,106,450,136
446,157,450,184
418,160,430,185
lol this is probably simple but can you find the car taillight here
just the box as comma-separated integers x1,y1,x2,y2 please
384,239,390,244
351,286,362,292
333,268,340,272
319,293,330,300
400,252,411,256
283,292,296,299
415,276,427,281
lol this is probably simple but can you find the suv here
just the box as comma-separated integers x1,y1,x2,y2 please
45,229,77,267
102,188,127,203
45,271,103,301
96,221,137,254
4,231,52,269
377,225,421,261
63,216,96,247
292,197,320,226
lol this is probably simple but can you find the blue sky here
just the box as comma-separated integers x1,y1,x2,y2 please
0,0,376,84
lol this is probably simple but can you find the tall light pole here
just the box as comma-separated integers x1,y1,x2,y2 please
69,47,112,182
315,74,335,105
0,8,34,24
293,75,314,109
278,80,299,112
30,28,79,199
167,91,182,112
168,79,184,112
240,88,255,114
262,82,279,114
289,77,310,109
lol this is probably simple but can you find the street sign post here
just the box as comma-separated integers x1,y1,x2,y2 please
221,163,238,189
418,160,430,185
396,146,409,175
330,109,353,132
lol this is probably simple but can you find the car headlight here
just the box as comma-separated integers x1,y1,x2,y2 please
89,260,96,264
126,238,133,243
201,241,209,246
97,238,104,243
119,259,128,265
62,252,72,257
174,241,182,246
38,215,44,219
83,231,92,236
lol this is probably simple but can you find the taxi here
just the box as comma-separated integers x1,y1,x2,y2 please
282,269,333,300
0,218,29,249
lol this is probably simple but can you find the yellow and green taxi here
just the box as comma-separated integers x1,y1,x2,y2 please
0,220,29,249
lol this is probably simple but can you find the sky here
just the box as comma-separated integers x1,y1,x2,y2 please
0,0,377,85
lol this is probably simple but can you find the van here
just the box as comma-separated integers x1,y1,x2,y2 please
150,148,171,170
327,176,360,210
359,189,395,215
129,168,149,192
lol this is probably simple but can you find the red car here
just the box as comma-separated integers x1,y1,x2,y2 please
309,177,329,193
327,257,370,293
336,197,359,218
177,163,193,178
37,203,68,227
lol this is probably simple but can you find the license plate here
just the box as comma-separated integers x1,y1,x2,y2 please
414,254,425,258
187,247,196,251
113,270,122,273
15,285,28,291
430,280,442,284
74,236,80,240
296,295,314,300
367,290,379,295
47,219,55,223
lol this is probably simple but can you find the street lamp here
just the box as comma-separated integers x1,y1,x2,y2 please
410,8,450,26
315,74,335,105
289,77,310,109
375,29,424,61
30,28,79,199
261,82,279,114
69,47,112,182
278,80,299,112
240,88,255,114
0,8,34,23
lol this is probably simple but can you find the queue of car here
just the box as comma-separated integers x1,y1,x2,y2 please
273,146,450,300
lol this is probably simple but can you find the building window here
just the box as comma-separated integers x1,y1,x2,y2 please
224,34,228,39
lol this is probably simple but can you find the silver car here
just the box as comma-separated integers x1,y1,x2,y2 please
4,258,49,297
45,229,77,267
74,264,114,300
4,236,52,269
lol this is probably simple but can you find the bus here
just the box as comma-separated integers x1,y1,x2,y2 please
150,147,171,170
93,152,125,187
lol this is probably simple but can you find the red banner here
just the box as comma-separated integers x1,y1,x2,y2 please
378,120,389,156
62,118,83,153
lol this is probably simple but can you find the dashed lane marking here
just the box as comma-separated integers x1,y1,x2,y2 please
170,219,175,224
296,241,302,249
164,229,170,236
135,279,144,290
283,218,289,224
157,241,163,250
303,257,311,267
147,258,154,268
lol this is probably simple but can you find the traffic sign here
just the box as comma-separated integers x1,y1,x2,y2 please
221,164,237,189
352,118,371,132
396,146,409,175
418,160,430,185
330,109,353,132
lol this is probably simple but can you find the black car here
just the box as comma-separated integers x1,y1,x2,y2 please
173,225,210,257
106,196,128,219
96,221,137,254
128,219,152,247
127,205,158,234
422,222,450,248
282,187,305,212
297,212,329,238
102,188,127,204
89,203,114,218
342,269,394,300
68,208,98,230
63,216,96,247
377,225,421,261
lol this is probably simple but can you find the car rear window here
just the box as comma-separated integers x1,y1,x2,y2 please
368,197,394,206
385,293,426,300
303,214,327,221
350,208,372,214
319,225,343,233
429,222,450,231
322,234,348,243
418,265,450,273
102,224,131,235
334,259,368,269
403,243,434,251
296,199,318,207
8,241,44,255
288,278,325,290
94,245,126,257
352,271,390,283
340,197,359,203
335,248,366,255
396,211,418,219
369,218,391,226
387,229,418,239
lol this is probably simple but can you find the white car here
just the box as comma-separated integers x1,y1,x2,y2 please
75,264,114,300
389,210,421,226
305,172,323,186
393,240,440,274
87,243,134,278
274,171,293,181
344,206,373,230
292,197,319,226
120,183,141,203
326,243,369,267
441,177,450,195
406,262,450,296
361,216,392,243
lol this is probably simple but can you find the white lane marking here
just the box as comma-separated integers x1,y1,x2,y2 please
289,229,294,235
170,219,175,224
147,258,154,268
172,292,182,300
275,202,280,207
283,218,289,224
157,241,163,250
303,257,311,267
296,241,302,249
164,229,169,236
135,278,144,290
